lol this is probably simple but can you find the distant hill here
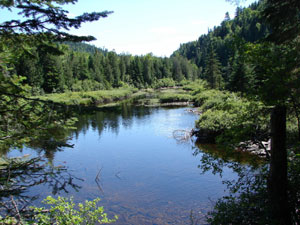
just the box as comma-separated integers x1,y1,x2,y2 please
172,1,268,68
64,41,108,55
171,0,269,91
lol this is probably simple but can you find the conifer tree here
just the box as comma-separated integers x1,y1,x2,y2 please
204,44,224,89
143,54,153,86
0,0,112,149
228,51,252,93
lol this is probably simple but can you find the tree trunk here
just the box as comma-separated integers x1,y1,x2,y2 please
268,105,291,224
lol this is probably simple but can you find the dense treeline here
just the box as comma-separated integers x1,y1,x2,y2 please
10,1,271,95
64,41,108,54
173,1,269,92
14,42,200,94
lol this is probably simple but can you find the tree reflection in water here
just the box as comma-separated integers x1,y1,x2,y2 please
193,142,271,224
0,102,155,220
0,156,83,220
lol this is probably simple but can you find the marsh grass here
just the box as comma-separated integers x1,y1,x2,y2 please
158,89,193,103
37,88,137,106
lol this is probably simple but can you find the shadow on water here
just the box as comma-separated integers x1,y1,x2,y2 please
0,156,83,219
194,142,264,176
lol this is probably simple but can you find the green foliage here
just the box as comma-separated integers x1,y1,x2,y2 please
181,79,208,93
0,0,112,150
159,93,192,103
0,71,76,151
71,79,106,92
0,197,117,225
206,0,300,224
31,196,117,225
195,89,269,147
65,42,108,54
174,1,267,92
5,42,201,94
263,0,300,44
38,87,137,106
204,44,224,89
207,153,300,225
227,50,254,93
207,166,271,225
0,216,20,225
0,2,117,225
0,155,84,222
244,41,300,105
0,0,112,43
154,78,176,88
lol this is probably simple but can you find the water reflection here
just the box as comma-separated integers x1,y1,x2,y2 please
194,140,268,224
194,142,264,176
0,156,83,219
73,103,155,140
4,103,265,224
23,129,74,162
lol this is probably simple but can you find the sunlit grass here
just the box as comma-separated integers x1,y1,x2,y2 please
37,88,138,106
159,93,193,103
156,87,193,103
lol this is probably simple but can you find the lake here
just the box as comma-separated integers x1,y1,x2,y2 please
8,103,248,225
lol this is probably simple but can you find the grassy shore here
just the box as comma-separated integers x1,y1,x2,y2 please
36,81,204,108
37,87,138,106
130,87,194,106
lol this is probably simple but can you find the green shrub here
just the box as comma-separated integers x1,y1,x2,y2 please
31,196,117,225
182,79,208,94
159,93,192,103
195,89,269,147
37,87,136,106
154,78,176,89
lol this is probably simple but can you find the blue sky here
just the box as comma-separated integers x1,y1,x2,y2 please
0,0,256,56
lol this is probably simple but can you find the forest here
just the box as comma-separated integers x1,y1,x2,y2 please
1,0,300,224
6,2,266,94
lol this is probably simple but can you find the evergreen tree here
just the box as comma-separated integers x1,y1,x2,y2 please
103,57,113,87
78,54,90,80
41,53,63,93
0,1,112,44
204,44,224,89
15,49,44,90
171,55,184,82
0,0,112,149
62,53,75,90
162,58,172,79
130,56,144,88
228,51,253,93
153,58,163,80
119,55,127,83
88,51,105,85
142,54,153,86
107,52,121,87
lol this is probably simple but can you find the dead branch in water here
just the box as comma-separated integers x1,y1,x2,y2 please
173,129,193,142
115,171,121,180
95,166,104,195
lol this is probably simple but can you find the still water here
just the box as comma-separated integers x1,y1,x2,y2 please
9,104,244,224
